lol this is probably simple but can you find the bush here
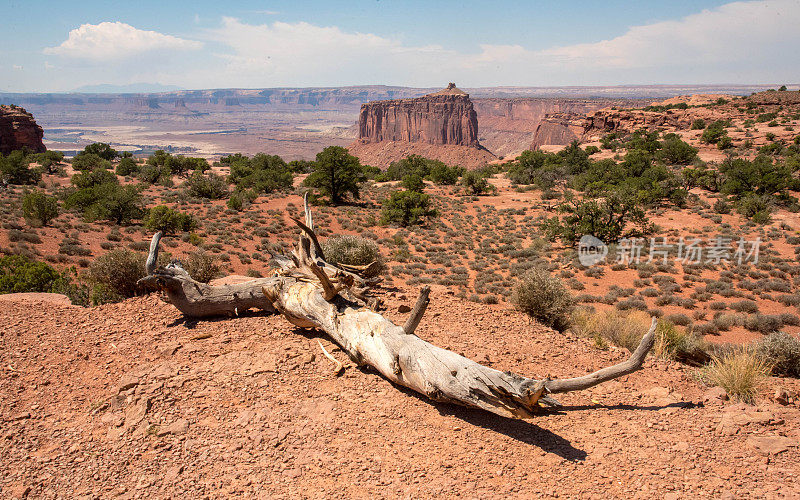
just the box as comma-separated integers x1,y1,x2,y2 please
183,251,222,283
86,249,147,304
461,170,495,195
143,205,197,234
22,191,59,226
427,162,463,185
703,348,770,403
0,255,64,293
401,173,425,192
513,268,574,332
321,235,385,277
186,171,229,199
380,190,438,226
71,153,111,171
0,150,41,185
655,320,708,364
225,153,293,193
541,192,649,244
690,119,706,130
659,135,698,165
570,309,649,351
755,332,800,377
116,157,139,176
303,146,366,204
744,313,783,333
81,143,119,161
700,120,729,144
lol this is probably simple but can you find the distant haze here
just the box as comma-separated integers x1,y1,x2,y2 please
72,83,184,93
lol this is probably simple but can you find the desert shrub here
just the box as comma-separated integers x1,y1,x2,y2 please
0,255,65,294
513,267,574,332
321,234,385,277
304,146,366,204
664,313,692,326
22,191,59,226
703,348,771,403
506,149,566,188
380,190,438,227
700,120,730,144
736,194,772,223
541,192,649,244
148,150,208,177
401,173,425,192
115,157,139,176
66,182,144,225
659,134,698,165
690,119,706,130
183,251,222,283
71,152,111,171
570,309,650,352
744,313,783,333
225,153,293,193
730,299,759,313
86,249,147,304
143,205,197,234
461,169,495,195
427,162,463,185
755,332,800,377
654,320,708,364
80,142,119,161
0,150,41,185
186,171,229,199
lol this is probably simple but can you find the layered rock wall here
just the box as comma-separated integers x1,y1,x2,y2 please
357,86,480,147
0,105,45,155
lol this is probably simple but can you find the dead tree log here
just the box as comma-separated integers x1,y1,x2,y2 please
139,199,657,419
137,232,279,317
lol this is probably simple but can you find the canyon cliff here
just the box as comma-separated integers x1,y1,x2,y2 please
350,84,495,168
0,105,46,155
356,83,480,147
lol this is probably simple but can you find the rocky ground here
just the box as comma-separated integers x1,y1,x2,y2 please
1,287,798,499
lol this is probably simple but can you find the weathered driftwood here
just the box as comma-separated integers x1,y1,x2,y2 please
139,199,657,419
137,232,279,317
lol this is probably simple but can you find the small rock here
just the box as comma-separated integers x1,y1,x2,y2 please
645,387,671,399
124,398,150,428
157,419,189,436
10,412,31,421
158,343,181,358
746,436,798,456
397,304,412,313
702,387,729,404
773,388,790,406
117,370,143,392
164,465,184,482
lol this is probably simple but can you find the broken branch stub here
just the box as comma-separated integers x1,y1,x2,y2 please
138,195,657,419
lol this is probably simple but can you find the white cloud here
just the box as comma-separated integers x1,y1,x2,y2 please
44,21,202,61
197,0,800,87
31,0,800,91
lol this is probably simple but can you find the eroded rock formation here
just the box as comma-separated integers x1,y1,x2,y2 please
357,83,480,147
583,109,693,137
0,105,45,155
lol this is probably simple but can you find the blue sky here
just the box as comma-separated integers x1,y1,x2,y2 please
2,0,798,92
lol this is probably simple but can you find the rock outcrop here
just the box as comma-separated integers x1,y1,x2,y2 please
582,109,693,137
0,105,45,155
357,83,480,148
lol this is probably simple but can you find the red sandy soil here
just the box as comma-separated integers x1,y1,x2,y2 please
1,288,799,498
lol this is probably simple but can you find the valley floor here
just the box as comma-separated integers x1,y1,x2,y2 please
1,290,798,498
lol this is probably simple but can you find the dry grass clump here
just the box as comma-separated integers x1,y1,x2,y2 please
703,348,771,403
755,332,800,377
321,234,385,277
183,251,222,283
513,267,575,332
571,308,708,362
